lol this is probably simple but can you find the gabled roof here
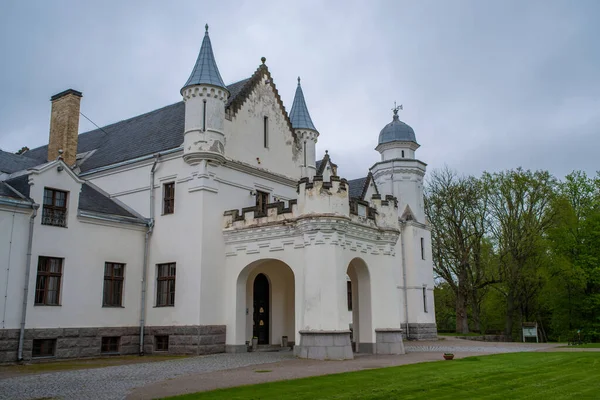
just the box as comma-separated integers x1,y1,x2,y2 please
4,174,31,198
316,152,334,176
347,172,378,200
2,171,142,220
79,183,140,219
182,25,227,91
289,77,317,131
0,180,29,201
10,78,258,175
0,150,42,174
3,62,298,176
225,61,295,135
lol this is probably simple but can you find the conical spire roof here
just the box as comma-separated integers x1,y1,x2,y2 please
182,25,226,91
289,77,317,131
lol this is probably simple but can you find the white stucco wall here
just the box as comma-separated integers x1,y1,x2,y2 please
0,205,32,329
8,165,147,329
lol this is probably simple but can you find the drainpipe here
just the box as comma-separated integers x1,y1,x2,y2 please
139,154,160,355
399,220,410,340
18,203,39,361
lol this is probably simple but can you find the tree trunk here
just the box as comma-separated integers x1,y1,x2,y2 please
455,281,469,334
505,292,515,340
471,289,482,333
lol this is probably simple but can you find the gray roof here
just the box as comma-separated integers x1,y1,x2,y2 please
289,78,316,131
2,172,140,219
79,183,139,219
347,177,367,199
0,150,42,174
182,26,227,91
4,174,30,198
378,110,417,145
12,79,253,175
0,181,26,200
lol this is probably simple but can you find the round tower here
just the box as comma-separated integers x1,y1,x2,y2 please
181,25,229,165
289,77,319,178
371,104,426,222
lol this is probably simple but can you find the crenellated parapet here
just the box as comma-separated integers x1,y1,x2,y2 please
223,176,399,232
223,200,297,229
296,175,349,217
370,194,399,230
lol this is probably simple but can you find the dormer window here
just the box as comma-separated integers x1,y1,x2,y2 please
42,188,68,227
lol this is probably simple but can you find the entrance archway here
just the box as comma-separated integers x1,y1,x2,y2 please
233,259,295,348
346,257,373,352
253,273,270,344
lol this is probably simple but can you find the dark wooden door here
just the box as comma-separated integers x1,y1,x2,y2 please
253,273,269,345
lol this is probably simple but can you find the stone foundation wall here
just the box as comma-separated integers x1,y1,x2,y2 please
407,323,438,340
294,330,353,360
143,325,225,355
0,325,225,363
375,329,405,354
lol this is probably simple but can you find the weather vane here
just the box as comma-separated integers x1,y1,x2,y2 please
392,101,403,116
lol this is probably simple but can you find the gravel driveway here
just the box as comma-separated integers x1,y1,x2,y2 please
0,338,561,400
0,351,293,400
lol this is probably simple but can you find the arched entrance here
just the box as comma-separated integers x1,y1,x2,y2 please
253,273,269,344
229,259,295,349
346,257,373,352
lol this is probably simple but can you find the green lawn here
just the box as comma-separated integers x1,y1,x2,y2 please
560,343,600,349
165,353,600,400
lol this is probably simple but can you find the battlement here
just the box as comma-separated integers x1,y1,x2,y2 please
223,199,298,229
297,175,348,193
224,176,400,231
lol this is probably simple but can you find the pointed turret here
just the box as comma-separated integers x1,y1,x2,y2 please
290,77,319,178
181,24,229,165
182,24,227,92
289,77,317,131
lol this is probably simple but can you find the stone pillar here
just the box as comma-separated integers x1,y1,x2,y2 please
375,329,405,354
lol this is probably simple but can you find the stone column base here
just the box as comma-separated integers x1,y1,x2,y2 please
375,329,405,355
294,330,353,360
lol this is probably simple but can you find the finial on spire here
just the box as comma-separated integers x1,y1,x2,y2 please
261,57,266,64
325,150,328,155
297,76,301,85
392,101,403,117
205,24,209,33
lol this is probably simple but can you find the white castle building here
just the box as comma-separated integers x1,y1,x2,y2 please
0,26,436,362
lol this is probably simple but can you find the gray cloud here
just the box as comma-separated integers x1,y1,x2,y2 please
1,0,598,180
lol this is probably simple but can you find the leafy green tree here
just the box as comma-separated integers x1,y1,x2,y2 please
483,168,556,339
426,167,494,333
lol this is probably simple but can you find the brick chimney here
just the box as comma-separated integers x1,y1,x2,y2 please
48,89,82,166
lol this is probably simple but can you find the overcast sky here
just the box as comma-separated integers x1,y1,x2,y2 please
1,0,599,180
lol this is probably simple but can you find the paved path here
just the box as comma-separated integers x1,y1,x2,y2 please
0,352,293,400
0,338,565,400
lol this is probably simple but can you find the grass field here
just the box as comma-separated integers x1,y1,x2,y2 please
560,343,600,349
166,353,600,400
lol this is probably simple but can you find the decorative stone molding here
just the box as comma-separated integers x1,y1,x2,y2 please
182,85,229,103
294,330,353,360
